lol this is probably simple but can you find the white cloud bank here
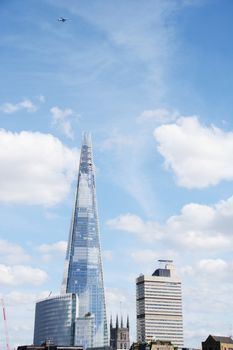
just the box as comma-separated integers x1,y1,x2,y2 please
0,265,48,286
0,99,37,113
154,116,233,188
107,195,233,251
0,129,79,206
0,240,30,265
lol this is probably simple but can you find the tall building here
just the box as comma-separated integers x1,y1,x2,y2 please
61,132,108,348
110,316,130,350
33,294,77,346
33,133,108,348
136,260,183,347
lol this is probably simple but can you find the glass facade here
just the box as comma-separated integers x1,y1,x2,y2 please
61,133,108,348
75,315,95,349
33,294,77,346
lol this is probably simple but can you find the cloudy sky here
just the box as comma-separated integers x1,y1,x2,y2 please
1,0,233,348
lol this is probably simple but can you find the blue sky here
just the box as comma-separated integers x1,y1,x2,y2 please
1,0,233,348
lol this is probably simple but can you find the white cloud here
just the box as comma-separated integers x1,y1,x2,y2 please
137,108,179,124
198,258,228,274
0,240,30,265
154,116,233,188
0,129,79,206
50,106,78,139
4,291,51,305
107,195,233,251
0,99,37,113
131,249,159,264
100,129,134,151
36,241,67,254
107,213,162,241
37,95,45,103
0,265,48,286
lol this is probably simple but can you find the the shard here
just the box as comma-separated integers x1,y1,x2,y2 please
61,132,108,348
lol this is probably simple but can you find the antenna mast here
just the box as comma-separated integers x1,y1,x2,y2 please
1,298,10,350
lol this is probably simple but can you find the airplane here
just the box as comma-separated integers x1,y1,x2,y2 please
57,17,70,22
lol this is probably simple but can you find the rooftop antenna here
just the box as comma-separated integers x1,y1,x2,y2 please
158,259,173,268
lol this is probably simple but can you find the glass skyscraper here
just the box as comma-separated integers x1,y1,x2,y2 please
61,132,108,348
33,294,77,346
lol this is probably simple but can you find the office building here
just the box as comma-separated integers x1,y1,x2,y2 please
75,314,95,349
33,133,108,348
61,132,108,347
33,294,77,346
136,260,183,347
110,316,130,350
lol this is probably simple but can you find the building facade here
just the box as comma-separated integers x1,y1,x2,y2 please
136,260,183,347
110,316,130,350
202,335,233,350
33,294,77,346
33,133,108,348
61,133,108,347
75,314,95,349
18,345,83,350
130,340,175,350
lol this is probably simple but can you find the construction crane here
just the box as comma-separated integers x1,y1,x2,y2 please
1,298,10,350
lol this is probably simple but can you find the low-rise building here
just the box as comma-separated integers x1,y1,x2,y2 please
18,343,82,350
130,340,175,350
202,335,233,350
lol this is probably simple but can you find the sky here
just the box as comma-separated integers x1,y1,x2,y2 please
1,0,233,348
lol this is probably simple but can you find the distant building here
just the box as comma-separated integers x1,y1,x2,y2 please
18,342,82,350
33,294,77,346
110,315,130,350
151,340,175,350
130,340,175,350
202,335,233,350
136,260,183,347
75,313,95,349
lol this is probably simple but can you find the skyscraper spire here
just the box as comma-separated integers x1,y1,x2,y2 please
61,133,108,347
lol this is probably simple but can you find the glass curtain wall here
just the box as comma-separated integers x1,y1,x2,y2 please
61,133,108,347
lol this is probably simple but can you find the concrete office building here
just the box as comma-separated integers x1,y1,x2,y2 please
136,260,183,347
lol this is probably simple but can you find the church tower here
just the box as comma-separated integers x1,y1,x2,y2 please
110,316,130,350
